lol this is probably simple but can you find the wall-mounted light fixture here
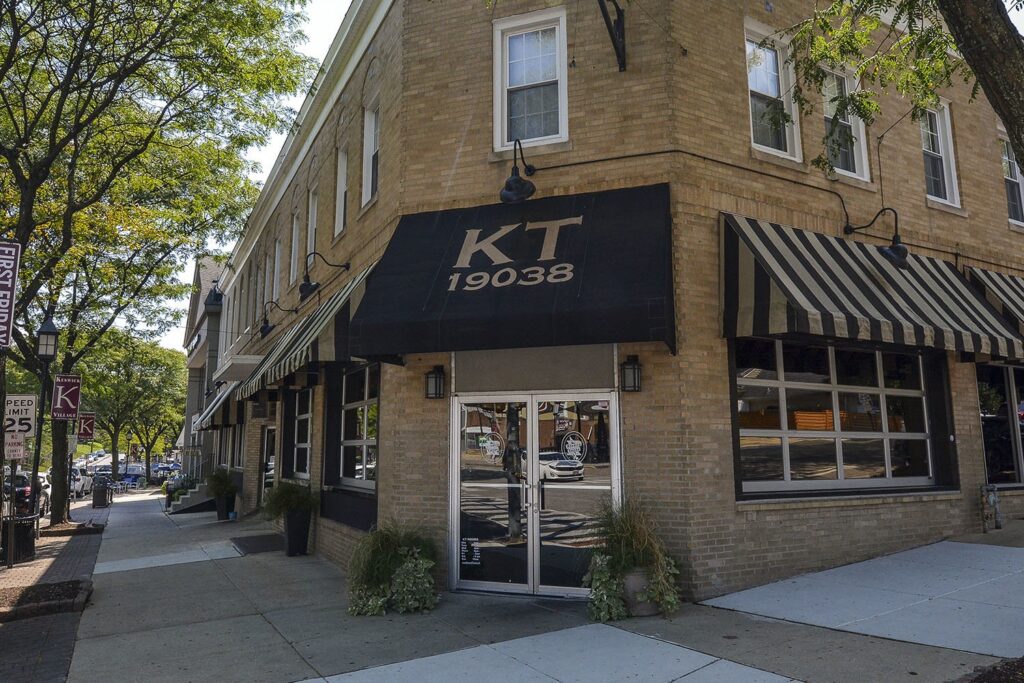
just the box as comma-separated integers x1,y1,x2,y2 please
499,139,536,204
620,355,642,392
424,365,446,399
844,207,908,270
300,252,351,301
261,301,298,338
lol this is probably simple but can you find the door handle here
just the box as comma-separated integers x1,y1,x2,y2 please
520,479,529,512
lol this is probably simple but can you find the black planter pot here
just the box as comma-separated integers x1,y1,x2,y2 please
215,496,229,521
284,508,311,556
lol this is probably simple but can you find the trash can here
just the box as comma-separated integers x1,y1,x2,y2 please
93,482,110,508
0,515,38,563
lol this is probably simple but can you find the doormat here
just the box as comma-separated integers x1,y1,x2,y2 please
230,534,284,555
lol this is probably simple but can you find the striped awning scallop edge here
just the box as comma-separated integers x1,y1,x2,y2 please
237,264,374,400
966,265,1024,340
195,381,239,431
720,213,1024,359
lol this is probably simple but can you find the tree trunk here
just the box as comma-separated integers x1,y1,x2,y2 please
110,429,120,482
144,445,152,483
936,1,1024,167
50,420,70,524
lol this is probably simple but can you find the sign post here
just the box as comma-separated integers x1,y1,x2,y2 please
49,375,81,523
0,241,21,568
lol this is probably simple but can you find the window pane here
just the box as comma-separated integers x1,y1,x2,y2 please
882,353,921,390
977,365,1019,484
838,392,883,432
890,440,929,477
788,437,838,479
782,345,829,383
739,437,784,481
822,73,847,121
1007,178,1024,223
735,338,777,381
835,349,877,387
345,369,366,404
737,385,781,429
295,446,309,474
342,445,361,479
367,365,380,400
746,41,780,97
508,83,559,142
365,445,378,481
920,112,940,153
297,390,310,415
750,92,787,152
841,439,886,479
924,152,947,199
296,417,309,445
886,395,927,434
826,119,856,174
786,389,834,431
343,407,364,440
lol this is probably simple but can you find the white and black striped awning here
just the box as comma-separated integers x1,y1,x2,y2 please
236,264,373,400
195,382,239,431
721,213,1024,359
966,266,1024,339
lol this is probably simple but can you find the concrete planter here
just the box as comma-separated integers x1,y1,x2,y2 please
623,568,658,617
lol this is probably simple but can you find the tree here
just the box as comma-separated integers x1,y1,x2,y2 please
80,331,184,488
130,348,187,482
780,1,1024,171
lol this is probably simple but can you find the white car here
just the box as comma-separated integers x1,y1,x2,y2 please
536,451,585,481
70,467,93,497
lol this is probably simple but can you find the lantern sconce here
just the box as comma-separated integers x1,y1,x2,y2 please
620,355,642,392
425,365,446,399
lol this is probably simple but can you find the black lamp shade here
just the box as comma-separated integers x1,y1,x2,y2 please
500,166,536,204
36,315,59,360
620,355,641,392
425,365,445,399
878,234,909,270
299,276,320,301
260,318,274,338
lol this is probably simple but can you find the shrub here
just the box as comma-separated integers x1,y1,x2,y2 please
348,521,439,615
262,482,318,519
205,469,237,498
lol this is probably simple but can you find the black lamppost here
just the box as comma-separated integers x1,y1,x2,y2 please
29,315,58,515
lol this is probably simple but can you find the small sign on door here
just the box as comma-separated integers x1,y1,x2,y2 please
460,537,481,566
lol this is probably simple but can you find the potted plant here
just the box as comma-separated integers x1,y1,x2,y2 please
582,500,682,621
206,469,237,521
263,482,318,556
347,520,439,616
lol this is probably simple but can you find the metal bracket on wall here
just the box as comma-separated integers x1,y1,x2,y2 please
597,0,626,71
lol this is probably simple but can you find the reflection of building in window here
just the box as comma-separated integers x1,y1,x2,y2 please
976,364,1024,485
733,338,933,493
340,364,379,488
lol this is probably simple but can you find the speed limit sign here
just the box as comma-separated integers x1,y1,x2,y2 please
5,394,36,436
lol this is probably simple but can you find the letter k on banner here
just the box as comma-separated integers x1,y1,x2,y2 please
51,375,82,421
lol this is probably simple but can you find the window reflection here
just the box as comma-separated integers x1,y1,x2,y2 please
737,385,781,429
739,437,783,480
782,344,830,383
789,438,838,480
786,389,834,431
837,393,882,432
976,365,1020,484
842,439,886,479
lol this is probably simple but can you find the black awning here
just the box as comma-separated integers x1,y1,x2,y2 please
349,184,674,356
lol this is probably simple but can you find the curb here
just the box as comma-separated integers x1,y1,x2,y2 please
0,580,93,623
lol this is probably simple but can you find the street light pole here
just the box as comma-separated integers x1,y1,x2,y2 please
29,315,58,517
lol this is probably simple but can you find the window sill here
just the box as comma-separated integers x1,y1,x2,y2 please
992,484,1024,495
749,146,807,173
490,140,572,163
926,197,967,217
323,483,377,496
281,475,310,483
331,228,348,247
1009,220,1024,234
828,170,876,192
357,195,378,220
736,488,961,511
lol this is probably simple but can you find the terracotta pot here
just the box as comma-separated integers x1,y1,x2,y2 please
623,568,659,617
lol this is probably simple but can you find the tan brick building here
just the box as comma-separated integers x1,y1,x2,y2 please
193,0,1024,600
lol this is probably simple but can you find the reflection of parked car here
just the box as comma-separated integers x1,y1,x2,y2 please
535,451,584,481
263,458,275,489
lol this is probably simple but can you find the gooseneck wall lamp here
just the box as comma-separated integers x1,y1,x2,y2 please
499,139,537,204
260,300,299,338
843,207,908,270
300,252,350,302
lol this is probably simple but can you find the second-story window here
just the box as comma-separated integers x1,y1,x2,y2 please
920,103,959,206
335,149,348,237
493,7,568,151
746,28,800,161
273,239,281,300
362,103,379,206
823,71,869,180
289,212,300,283
306,187,318,268
1001,139,1024,224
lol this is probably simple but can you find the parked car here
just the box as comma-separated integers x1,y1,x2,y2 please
70,467,93,497
535,451,585,481
2,474,49,515
94,464,112,476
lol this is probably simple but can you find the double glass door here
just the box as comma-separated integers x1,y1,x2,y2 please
454,394,619,596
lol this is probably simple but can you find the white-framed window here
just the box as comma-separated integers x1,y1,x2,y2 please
822,70,869,180
335,149,348,237
1000,139,1024,225
219,427,230,468
272,239,281,300
289,212,300,283
264,252,272,307
745,24,801,161
292,389,311,479
361,102,380,206
920,102,959,205
231,423,244,470
306,187,318,268
493,7,569,152
976,364,1024,485
237,275,247,336
733,338,935,494
339,364,380,490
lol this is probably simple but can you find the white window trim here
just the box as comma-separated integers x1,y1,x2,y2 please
361,100,380,206
306,187,318,269
922,100,960,207
823,69,870,181
272,239,281,300
999,136,1024,228
289,212,300,283
335,148,348,237
744,19,802,163
492,6,569,152
339,365,379,491
264,252,272,307
293,389,312,479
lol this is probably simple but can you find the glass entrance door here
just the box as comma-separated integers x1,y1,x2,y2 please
454,394,619,596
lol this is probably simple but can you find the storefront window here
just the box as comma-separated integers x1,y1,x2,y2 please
340,364,379,489
293,389,311,479
733,339,934,493
976,365,1023,484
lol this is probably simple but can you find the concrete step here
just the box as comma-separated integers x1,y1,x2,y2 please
168,483,214,514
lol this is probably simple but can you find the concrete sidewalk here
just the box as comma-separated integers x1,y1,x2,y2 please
66,492,1001,682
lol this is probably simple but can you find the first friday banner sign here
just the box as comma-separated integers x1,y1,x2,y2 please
0,242,21,349
51,374,82,421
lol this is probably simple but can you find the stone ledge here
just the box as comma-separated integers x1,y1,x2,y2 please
737,491,962,512
0,579,92,623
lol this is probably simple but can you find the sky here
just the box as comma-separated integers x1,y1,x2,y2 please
157,1,1024,350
